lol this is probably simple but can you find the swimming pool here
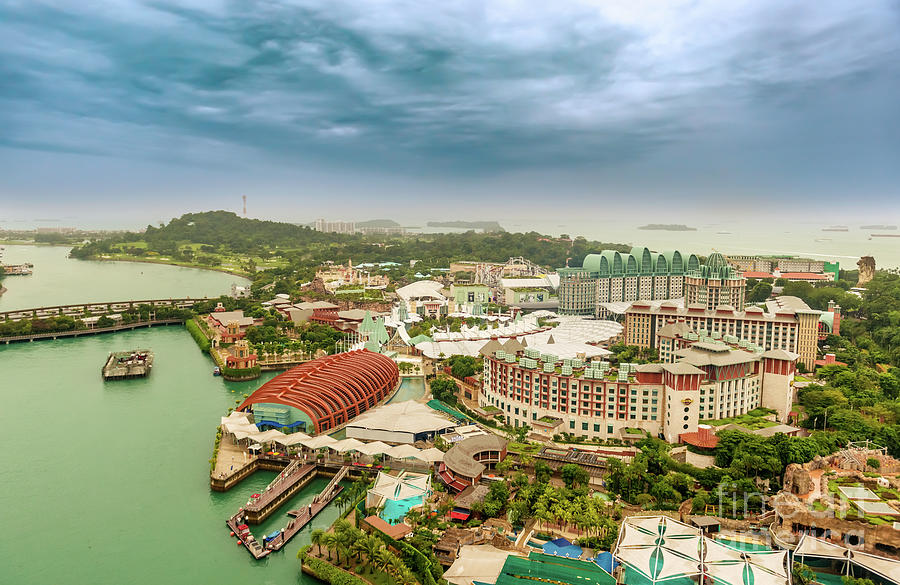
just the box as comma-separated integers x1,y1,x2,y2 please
380,495,424,525
389,377,426,403
715,538,772,552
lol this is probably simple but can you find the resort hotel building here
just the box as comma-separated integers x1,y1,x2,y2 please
479,340,797,443
558,249,744,318
624,295,823,368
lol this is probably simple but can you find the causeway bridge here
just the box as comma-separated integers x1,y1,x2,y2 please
0,318,185,344
0,298,211,322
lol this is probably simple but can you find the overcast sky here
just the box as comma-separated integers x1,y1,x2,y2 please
1,0,899,228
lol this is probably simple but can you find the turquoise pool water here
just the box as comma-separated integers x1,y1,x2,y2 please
389,377,426,403
380,495,424,524
715,538,772,552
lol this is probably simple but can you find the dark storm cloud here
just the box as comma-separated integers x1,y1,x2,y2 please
0,0,898,179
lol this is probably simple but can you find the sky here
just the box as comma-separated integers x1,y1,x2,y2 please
1,0,899,229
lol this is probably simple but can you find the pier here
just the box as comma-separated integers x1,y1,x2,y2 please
226,463,350,559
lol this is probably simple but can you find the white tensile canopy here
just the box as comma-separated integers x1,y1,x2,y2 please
414,447,445,463
221,411,251,426
386,444,422,459
328,438,366,453
851,550,900,582
301,435,338,449
614,516,791,585
614,517,703,583
354,441,393,456
223,422,259,436
794,535,900,582
369,471,431,501
247,429,286,443
272,433,312,447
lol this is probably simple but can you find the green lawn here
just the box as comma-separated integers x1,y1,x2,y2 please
508,442,541,454
705,410,777,430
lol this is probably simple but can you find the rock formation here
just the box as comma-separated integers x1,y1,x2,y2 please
857,256,876,286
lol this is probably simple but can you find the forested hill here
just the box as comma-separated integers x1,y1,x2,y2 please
144,211,345,251
70,210,630,268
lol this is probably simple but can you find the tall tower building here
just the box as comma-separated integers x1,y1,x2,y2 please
684,252,746,309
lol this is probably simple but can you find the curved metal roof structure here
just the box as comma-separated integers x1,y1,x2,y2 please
444,434,508,479
238,349,398,433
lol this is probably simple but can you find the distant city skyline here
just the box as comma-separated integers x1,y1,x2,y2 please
1,0,899,225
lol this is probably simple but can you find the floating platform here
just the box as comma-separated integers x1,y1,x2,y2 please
2,263,33,275
102,349,153,380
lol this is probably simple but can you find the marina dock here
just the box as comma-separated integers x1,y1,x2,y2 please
102,349,153,380
227,463,349,559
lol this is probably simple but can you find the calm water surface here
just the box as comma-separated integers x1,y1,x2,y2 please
0,327,336,585
0,244,246,311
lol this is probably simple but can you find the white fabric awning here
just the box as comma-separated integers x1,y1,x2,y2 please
851,550,900,581
301,435,338,449
329,438,366,453
273,433,312,446
386,444,422,459
654,550,701,581
704,539,744,564
248,429,286,443
415,447,445,462
746,550,789,579
355,441,392,456
794,535,850,560
629,516,665,535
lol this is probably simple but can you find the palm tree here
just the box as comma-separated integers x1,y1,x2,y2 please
310,528,325,556
375,549,395,575
362,536,383,569
388,556,405,579
321,533,337,561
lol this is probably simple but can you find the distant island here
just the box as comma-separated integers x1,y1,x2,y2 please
862,224,897,230
822,226,849,232
427,220,504,232
355,219,402,229
638,224,697,232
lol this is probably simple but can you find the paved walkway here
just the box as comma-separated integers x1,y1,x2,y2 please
214,439,254,478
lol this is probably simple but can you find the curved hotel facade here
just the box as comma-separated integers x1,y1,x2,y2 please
558,247,701,318
479,342,796,443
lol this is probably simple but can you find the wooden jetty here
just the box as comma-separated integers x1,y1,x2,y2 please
102,349,153,380
226,464,349,559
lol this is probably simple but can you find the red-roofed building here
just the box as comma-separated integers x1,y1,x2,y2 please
779,272,833,282
742,271,775,279
680,425,719,450
815,353,847,368
237,349,398,432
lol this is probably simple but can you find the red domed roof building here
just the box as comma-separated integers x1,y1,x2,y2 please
237,349,398,433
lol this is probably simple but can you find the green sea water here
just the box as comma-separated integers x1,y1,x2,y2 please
0,244,247,312
0,327,336,585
